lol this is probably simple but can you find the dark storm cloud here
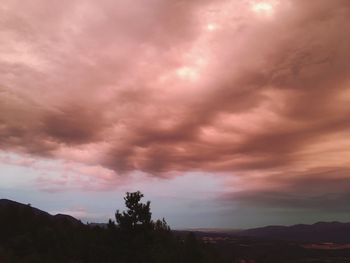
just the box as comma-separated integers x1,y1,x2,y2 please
223,167,350,212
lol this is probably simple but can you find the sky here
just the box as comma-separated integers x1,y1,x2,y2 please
1,0,350,229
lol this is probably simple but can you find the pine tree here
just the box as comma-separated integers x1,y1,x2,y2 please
115,191,152,233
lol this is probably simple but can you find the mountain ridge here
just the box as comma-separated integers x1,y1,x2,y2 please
2,198,350,243
237,221,350,243
0,198,82,225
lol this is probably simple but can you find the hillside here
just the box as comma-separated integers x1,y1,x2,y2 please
0,199,82,226
237,222,350,243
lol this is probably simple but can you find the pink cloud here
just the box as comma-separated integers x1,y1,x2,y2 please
0,0,350,210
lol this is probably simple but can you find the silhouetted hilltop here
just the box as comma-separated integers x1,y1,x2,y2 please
53,213,82,225
238,221,350,243
0,199,49,216
0,199,91,262
0,198,82,226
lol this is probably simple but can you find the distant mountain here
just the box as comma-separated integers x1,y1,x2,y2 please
238,221,350,243
0,199,50,216
0,198,82,226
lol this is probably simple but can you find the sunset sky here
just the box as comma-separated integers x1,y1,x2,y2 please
1,0,350,228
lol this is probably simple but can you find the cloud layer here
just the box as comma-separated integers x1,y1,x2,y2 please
1,0,350,213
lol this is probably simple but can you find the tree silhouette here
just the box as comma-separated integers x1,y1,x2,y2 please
115,191,152,233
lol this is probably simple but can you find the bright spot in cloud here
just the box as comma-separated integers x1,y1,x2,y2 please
251,1,275,16
176,66,199,81
206,23,218,32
